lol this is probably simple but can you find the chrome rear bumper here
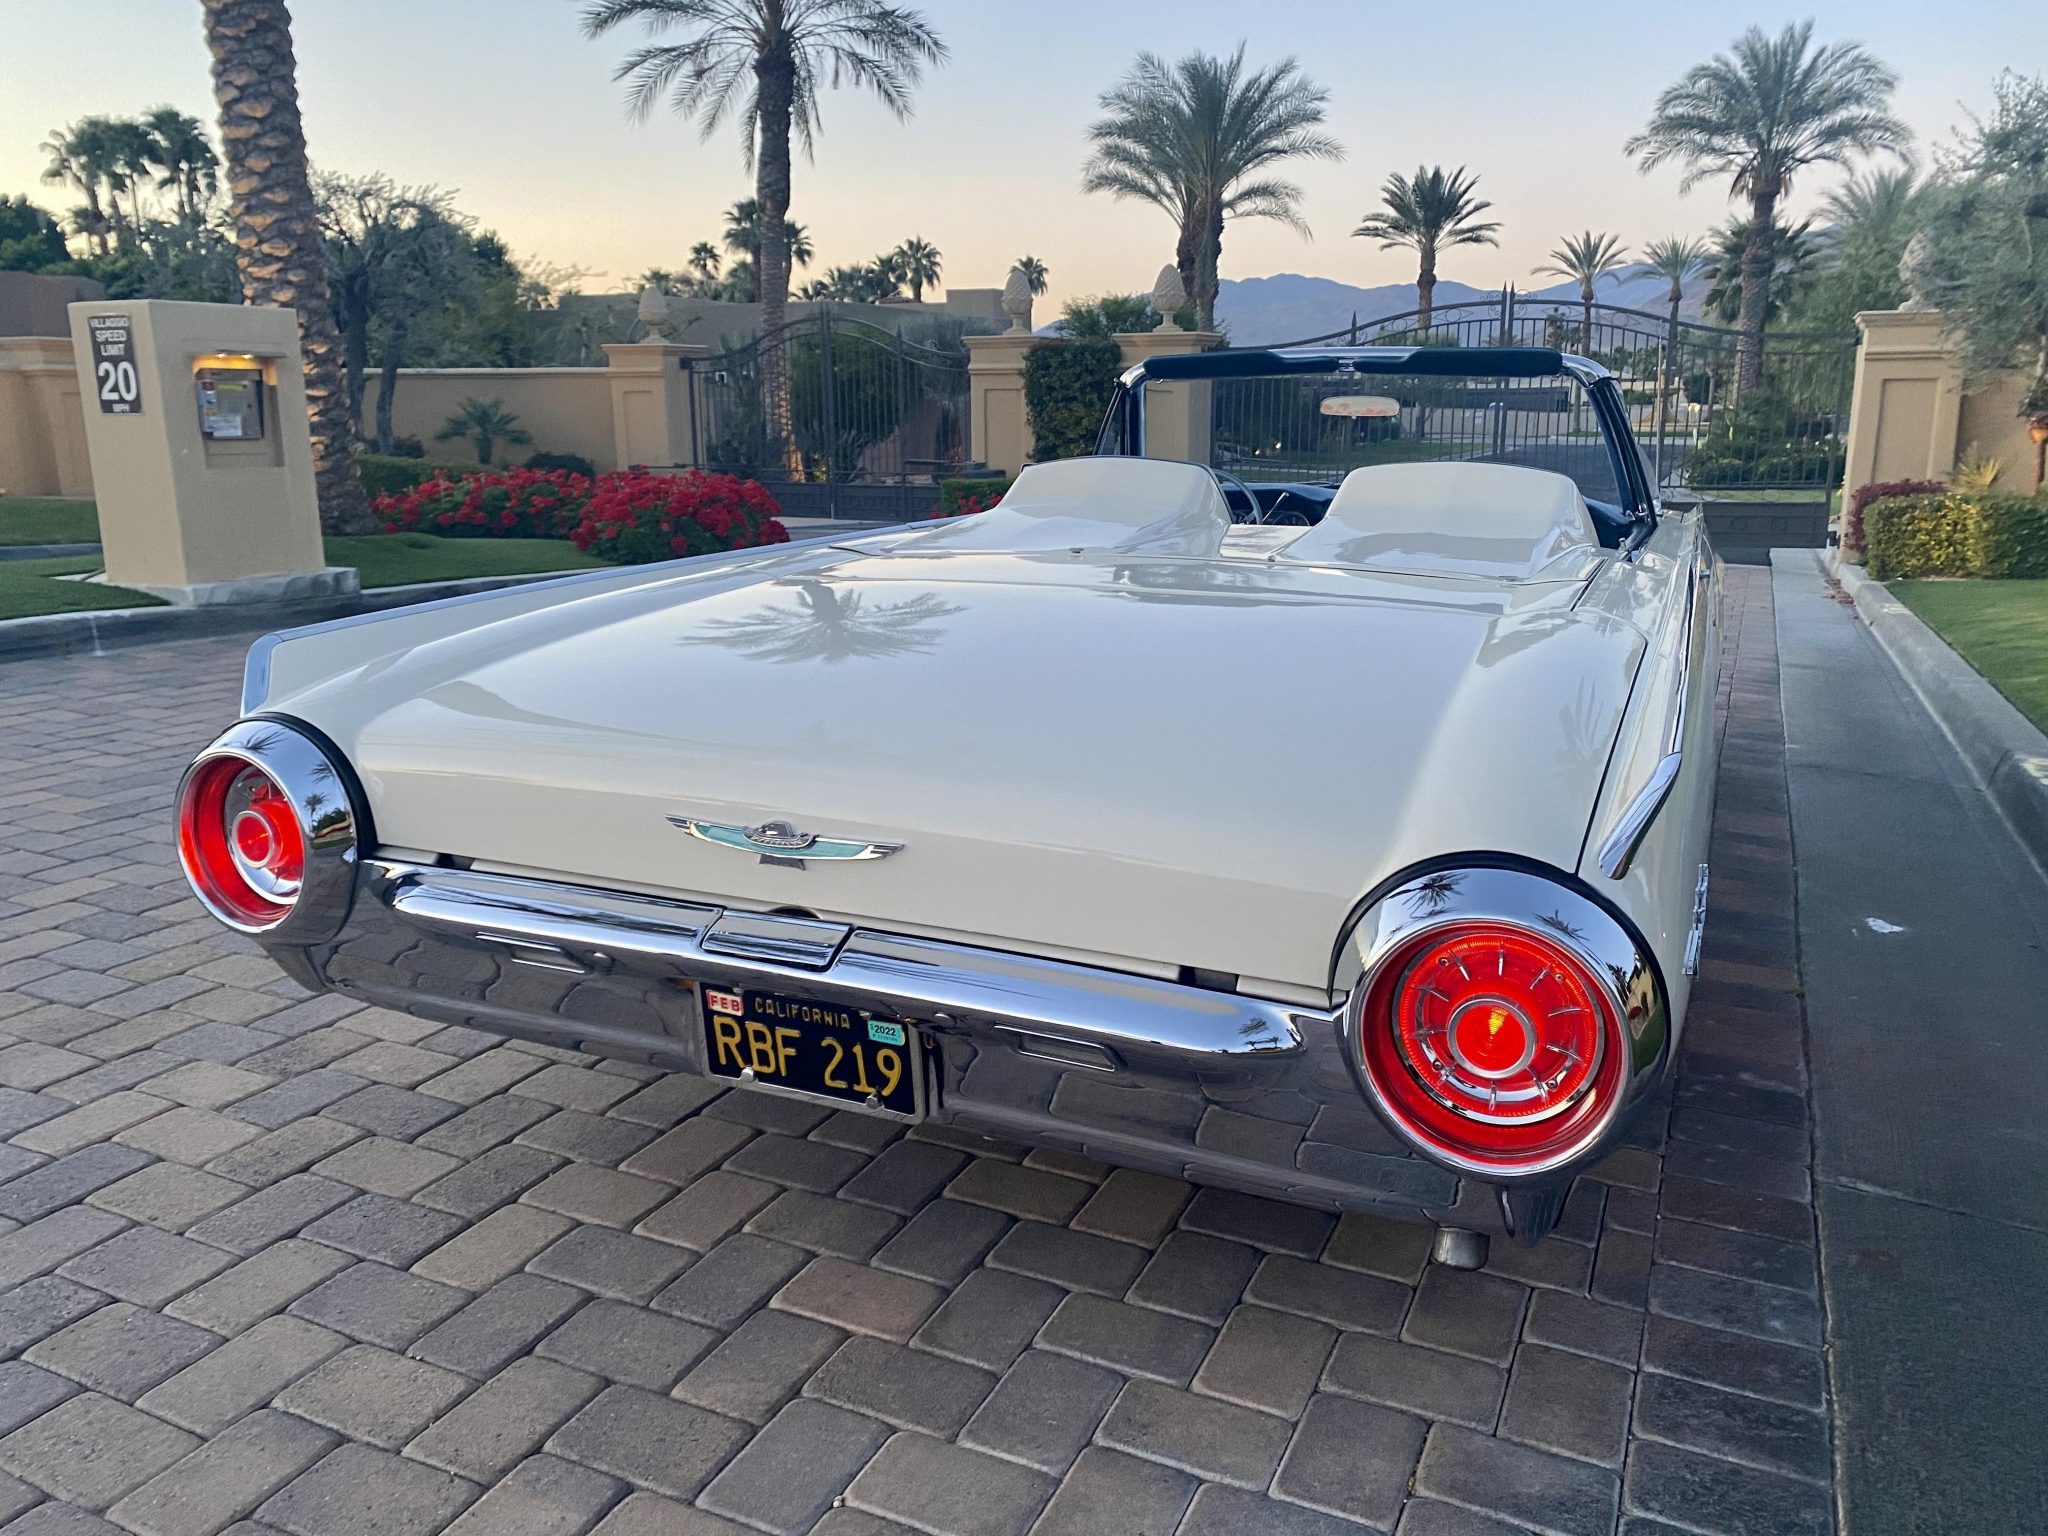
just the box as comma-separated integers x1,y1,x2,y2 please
269,859,1498,1226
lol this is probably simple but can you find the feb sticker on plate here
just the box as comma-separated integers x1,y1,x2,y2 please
704,987,744,1018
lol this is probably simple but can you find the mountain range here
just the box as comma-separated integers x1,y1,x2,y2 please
1213,266,1706,345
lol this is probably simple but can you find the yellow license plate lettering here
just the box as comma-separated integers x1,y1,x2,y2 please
874,1045,903,1099
711,1015,743,1069
773,1026,801,1077
746,1021,781,1076
821,1036,847,1090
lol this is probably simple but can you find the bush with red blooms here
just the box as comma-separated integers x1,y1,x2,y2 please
1845,478,1943,559
930,489,1002,520
373,466,593,541
569,468,789,563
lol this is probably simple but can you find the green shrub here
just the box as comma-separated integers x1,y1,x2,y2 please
1845,479,1943,559
1973,494,2048,578
358,453,473,497
938,475,1014,515
524,450,597,477
1863,494,1974,580
1023,338,1124,461
1681,388,1841,488
1863,489,2048,579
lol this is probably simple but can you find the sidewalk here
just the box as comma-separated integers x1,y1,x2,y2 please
1772,550,2048,1534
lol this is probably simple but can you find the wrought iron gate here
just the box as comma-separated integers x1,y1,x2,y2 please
682,313,971,521
1276,289,1859,495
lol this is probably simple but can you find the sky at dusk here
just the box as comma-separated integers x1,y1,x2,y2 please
0,0,2037,314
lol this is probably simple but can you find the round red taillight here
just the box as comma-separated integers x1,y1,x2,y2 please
177,756,306,930
1357,920,1627,1175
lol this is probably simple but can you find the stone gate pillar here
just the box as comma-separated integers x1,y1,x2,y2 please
1116,328,1224,464
965,333,1036,475
603,342,711,469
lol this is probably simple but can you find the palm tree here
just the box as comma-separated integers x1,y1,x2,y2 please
718,198,814,300
142,107,219,224
581,0,946,468
687,239,722,284
1699,216,1819,326
1639,235,1710,446
201,0,374,534
436,397,532,465
40,119,122,256
1083,45,1341,331
1014,254,1048,297
1821,165,1922,242
1640,235,1710,330
1626,21,1909,390
1352,165,1500,330
1535,231,1629,352
893,236,940,302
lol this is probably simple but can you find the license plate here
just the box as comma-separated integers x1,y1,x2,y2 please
701,985,922,1119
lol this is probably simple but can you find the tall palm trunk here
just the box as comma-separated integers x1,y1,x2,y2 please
1416,244,1436,331
1580,286,1594,354
1196,199,1223,332
755,46,798,474
1735,187,1778,395
1174,217,1198,323
203,0,373,535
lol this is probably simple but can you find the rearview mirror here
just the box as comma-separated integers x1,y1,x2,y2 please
1319,394,1401,419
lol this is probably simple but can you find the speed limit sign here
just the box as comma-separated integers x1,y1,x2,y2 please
87,314,142,415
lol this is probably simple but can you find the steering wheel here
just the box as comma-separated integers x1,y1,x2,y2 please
1263,489,1315,526
1209,467,1264,524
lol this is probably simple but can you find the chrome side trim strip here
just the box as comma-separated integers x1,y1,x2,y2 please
1597,751,1684,881
1599,548,1709,879
1683,861,1710,977
357,861,1317,1063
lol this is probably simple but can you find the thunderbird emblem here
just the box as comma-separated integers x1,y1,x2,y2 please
667,817,904,870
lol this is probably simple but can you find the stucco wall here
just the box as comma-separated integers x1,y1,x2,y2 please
360,368,617,469
1845,308,2042,496
0,271,104,339
0,336,93,497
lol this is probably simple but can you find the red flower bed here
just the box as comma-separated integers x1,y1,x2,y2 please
373,466,592,541
569,469,789,562
370,466,788,563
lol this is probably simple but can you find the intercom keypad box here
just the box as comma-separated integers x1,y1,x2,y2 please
195,366,266,442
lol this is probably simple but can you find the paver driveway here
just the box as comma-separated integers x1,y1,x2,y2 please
0,567,1830,1536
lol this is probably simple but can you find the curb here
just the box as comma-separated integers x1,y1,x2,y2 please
1805,549,2048,878
0,570,573,665
0,543,102,562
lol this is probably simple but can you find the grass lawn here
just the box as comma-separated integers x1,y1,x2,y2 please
0,534,603,622
330,532,604,589
0,498,100,546
0,556,162,619
1893,579,2048,733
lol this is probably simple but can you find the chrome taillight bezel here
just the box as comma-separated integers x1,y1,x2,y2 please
1336,863,1669,1181
176,719,362,941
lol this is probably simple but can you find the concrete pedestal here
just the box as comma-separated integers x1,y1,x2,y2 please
67,299,346,605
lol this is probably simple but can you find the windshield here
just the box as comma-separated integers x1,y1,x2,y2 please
1138,367,1629,510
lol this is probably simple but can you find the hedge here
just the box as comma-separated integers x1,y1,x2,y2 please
1023,338,1123,461
358,453,476,497
1844,478,1943,560
1864,490,2048,580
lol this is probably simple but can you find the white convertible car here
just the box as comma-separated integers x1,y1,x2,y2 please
177,345,1716,1263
